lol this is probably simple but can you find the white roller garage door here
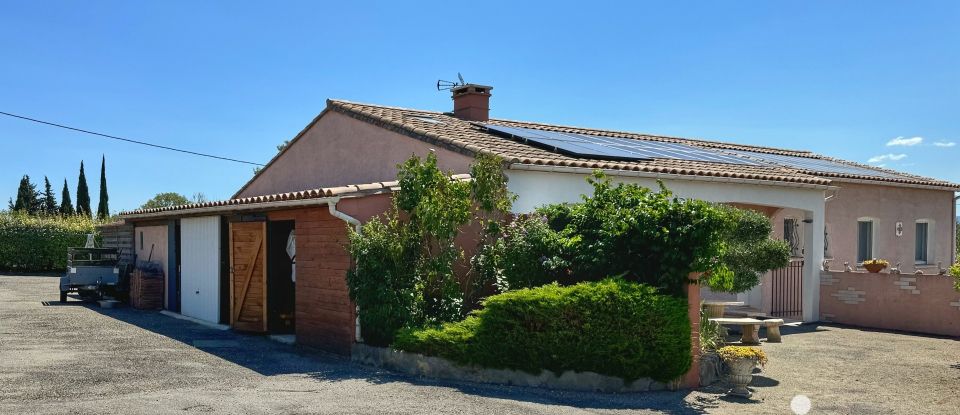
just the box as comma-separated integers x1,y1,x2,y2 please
180,216,221,323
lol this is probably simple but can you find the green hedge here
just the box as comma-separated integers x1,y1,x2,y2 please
393,279,692,382
0,212,98,272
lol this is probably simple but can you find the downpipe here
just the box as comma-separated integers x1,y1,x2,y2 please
327,198,364,343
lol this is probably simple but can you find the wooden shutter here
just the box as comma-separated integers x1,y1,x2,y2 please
230,221,267,332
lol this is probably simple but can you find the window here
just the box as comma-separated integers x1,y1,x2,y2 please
139,231,144,250
915,221,930,264
857,220,873,262
784,218,802,257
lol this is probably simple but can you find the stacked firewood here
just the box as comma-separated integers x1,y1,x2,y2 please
130,266,164,310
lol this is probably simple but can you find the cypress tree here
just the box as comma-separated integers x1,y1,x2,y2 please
96,155,109,219
76,161,91,217
42,176,57,214
60,178,74,215
14,175,40,214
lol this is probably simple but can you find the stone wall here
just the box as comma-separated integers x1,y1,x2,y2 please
351,344,672,393
819,270,960,337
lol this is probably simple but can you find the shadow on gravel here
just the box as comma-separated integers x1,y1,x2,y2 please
813,322,960,341
314,371,713,414
84,303,710,414
40,301,87,307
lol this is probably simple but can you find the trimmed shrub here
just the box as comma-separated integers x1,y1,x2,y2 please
0,212,98,272
394,279,692,382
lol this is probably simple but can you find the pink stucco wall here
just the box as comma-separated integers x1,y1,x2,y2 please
825,182,955,273
237,111,476,198
819,270,960,337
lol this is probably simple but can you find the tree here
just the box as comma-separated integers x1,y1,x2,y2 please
140,192,190,209
13,175,41,214
76,161,91,217
59,179,74,215
96,156,109,219
346,153,513,345
192,192,207,203
705,205,792,293
41,176,57,214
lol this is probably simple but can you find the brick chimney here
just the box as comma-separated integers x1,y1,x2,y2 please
451,84,492,122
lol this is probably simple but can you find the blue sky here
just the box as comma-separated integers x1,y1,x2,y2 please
1,1,958,212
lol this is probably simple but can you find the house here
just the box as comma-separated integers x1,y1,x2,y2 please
118,82,959,353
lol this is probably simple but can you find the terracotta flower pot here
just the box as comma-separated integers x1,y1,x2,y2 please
863,263,886,273
725,358,757,398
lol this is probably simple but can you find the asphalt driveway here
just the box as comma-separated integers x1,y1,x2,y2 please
1,275,958,414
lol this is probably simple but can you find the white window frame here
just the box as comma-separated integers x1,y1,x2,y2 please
915,219,934,265
856,217,877,264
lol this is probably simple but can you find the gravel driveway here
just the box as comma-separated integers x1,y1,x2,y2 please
1,275,958,414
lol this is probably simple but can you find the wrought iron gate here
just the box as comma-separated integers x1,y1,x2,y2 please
770,260,803,319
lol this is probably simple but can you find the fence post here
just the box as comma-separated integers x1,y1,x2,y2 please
682,272,701,389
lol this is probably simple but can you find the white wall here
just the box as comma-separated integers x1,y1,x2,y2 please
505,168,827,321
179,216,221,323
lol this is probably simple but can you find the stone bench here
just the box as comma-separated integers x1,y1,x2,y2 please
709,317,763,345
709,317,786,344
761,318,784,343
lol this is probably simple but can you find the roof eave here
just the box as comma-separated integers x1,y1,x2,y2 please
507,163,837,191
828,177,960,192
119,196,345,221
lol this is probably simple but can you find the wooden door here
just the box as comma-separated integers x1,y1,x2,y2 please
230,221,267,332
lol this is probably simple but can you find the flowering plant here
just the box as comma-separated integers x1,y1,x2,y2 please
861,258,889,267
717,346,768,367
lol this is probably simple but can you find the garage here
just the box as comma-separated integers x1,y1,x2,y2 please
179,216,222,323
117,185,393,355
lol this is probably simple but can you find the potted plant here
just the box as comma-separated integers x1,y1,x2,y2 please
717,345,768,398
861,258,889,273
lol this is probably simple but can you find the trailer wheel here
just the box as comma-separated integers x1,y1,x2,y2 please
60,291,68,303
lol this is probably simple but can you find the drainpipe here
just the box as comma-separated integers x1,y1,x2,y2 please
953,194,959,264
327,198,364,343
327,197,361,232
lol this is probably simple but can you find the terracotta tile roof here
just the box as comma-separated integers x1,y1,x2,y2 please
326,99,960,190
119,174,472,218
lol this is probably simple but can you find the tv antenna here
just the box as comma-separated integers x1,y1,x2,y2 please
437,73,466,91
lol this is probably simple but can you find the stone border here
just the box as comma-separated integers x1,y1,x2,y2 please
351,344,674,393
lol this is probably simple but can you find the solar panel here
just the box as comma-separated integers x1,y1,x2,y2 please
484,124,762,166
723,149,909,179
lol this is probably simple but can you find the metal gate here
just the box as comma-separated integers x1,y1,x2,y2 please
770,260,803,319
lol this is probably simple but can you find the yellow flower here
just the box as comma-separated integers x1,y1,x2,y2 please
717,346,768,366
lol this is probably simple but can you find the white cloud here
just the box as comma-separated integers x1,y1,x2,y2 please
886,136,923,146
933,141,956,147
868,153,907,163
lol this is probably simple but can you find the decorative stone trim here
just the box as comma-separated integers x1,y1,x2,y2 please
821,273,840,286
950,300,960,310
894,276,920,295
351,343,671,393
831,287,866,304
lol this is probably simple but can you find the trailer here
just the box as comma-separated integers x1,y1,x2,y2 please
59,248,124,302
